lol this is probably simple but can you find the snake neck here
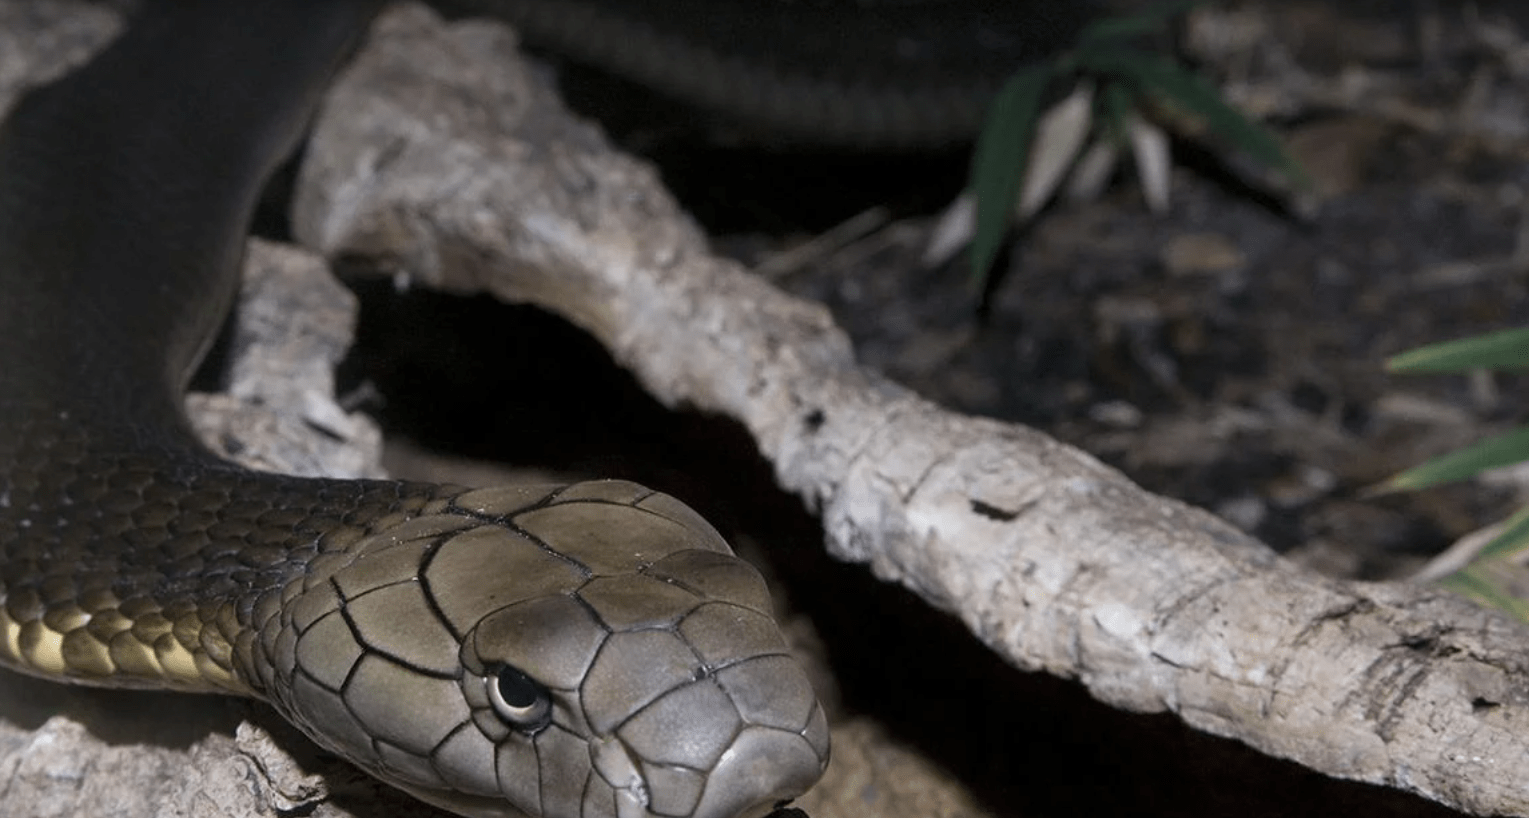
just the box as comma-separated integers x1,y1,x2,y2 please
0,0,390,694
0,406,455,694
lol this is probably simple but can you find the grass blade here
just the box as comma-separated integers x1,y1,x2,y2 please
1077,0,1203,49
1386,326,1529,373
1017,82,1094,220
969,64,1054,287
1439,561,1529,621
1373,426,1529,493
1126,111,1172,212
1476,504,1529,561
1092,52,1309,190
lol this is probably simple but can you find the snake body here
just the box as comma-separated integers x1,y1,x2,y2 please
0,2,827,817
439,0,1095,148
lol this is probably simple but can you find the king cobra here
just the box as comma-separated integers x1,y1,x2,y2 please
0,2,832,817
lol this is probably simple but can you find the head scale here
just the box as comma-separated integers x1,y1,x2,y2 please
260,480,829,818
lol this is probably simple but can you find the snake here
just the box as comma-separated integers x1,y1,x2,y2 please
0,2,832,817
435,0,1096,148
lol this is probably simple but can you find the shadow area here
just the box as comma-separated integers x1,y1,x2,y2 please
0,664,245,750
340,284,1469,818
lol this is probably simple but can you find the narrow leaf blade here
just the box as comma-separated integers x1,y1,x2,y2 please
1096,52,1309,190
1439,564,1529,621
1376,426,1529,493
1017,82,1094,220
1476,504,1529,561
1386,326,1529,373
1078,0,1203,50
969,64,1054,287
1126,111,1172,212
1438,508,1529,621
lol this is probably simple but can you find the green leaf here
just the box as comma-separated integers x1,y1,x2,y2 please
1386,326,1529,373
1438,563,1529,621
1088,52,1310,190
1077,0,1203,50
969,64,1055,287
1098,81,1136,143
1375,426,1529,493
1433,507,1529,620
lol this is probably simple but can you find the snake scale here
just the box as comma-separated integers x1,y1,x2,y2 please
437,0,1094,148
0,0,1067,816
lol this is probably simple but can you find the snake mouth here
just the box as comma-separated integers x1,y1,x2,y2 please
685,721,829,818
591,715,827,818
590,735,652,817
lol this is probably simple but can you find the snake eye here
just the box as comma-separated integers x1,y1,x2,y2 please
488,665,552,732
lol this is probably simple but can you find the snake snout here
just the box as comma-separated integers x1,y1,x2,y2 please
584,603,828,818
689,719,829,818
587,655,829,818
694,655,830,818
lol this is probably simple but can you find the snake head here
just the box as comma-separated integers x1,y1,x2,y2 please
263,480,828,818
